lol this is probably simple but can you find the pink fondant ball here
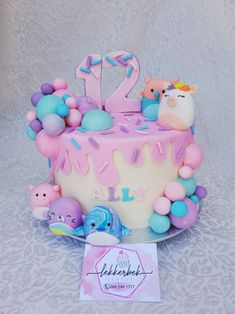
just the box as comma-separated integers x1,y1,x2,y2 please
36,130,59,158
65,96,78,109
169,198,198,229
65,109,82,127
184,143,204,170
26,111,36,122
165,181,186,201
179,165,193,179
154,196,171,215
52,78,68,90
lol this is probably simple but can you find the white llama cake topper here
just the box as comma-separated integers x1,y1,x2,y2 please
158,82,197,131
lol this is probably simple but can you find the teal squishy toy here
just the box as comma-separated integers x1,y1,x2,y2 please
73,205,131,245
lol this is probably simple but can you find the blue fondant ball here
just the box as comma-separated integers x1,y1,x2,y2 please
36,95,64,122
26,126,37,140
81,109,113,131
42,113,65,136
149,213,171,234
56,103,70,117
170,201,188,217
190,195,200,203
176,176,197,197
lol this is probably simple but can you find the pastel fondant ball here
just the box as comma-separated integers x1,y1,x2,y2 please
154,197,171,215
36,130,59,158
42,113,65,136
41,83,54,95
165,182,186,201
26,126,37,140
169,198,198,229
184,143,204,170
77,96,98,115
30,119,42,133
26,111,36,122
170,200,188,217
81,109,113,131
65,96,78,109
149,213,171,234
36,95,64,121
176,176,197,197
195,185,207,199
56,103,70,117
62,94,71,102
65,109,82,127
52,78,68,90
190,195,200,203
31,92,44,106
179,165,193,179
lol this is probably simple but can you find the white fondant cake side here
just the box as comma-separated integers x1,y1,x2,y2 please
55,144,180,229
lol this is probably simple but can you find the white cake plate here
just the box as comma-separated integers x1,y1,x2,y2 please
68,204,201,244
69,224,185,244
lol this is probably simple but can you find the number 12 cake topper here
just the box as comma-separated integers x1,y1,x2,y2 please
75,51,141,113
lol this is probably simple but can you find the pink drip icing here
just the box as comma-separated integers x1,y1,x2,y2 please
49,113,193,187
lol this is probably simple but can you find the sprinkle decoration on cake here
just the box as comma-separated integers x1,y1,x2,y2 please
26,50,207,245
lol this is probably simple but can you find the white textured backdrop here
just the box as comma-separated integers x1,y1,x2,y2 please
0,0,235,313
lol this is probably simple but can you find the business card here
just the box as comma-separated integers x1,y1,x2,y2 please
80,243,161,302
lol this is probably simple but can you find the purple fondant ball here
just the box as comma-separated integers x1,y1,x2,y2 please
30,119,42,133
195,185,207,199
42,113,65,136
48,197,83,228
41,83,54,95
169,198,198,229
31,92,44,106
77,96,98,115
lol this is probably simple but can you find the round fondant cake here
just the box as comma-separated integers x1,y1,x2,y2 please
26,51,207,245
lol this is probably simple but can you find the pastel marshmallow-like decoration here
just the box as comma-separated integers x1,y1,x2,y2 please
158,88,196,130
184,143,204,170
179,165,193,179
165,181,186,201
154,196,171,215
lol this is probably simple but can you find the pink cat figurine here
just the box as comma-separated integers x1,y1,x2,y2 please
29,183,61,220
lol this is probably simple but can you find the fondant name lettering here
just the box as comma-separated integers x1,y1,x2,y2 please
92,187,146,203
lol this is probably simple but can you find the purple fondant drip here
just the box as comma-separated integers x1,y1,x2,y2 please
51,113,193,187
131,148,139,163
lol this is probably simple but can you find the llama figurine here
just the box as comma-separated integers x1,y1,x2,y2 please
158,82,197,130
138,77,178,120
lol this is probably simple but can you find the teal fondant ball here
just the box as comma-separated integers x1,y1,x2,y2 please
81,109,113,131
190,195,200,203
176,176,197,197
170,200,188,217
149,213,171,234
26,126,36,140
56,103,70,117
36,95,64,121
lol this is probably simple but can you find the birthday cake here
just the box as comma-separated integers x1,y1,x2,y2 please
26,51,207,245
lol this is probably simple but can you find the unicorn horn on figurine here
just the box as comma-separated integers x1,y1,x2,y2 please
158,82,197,131
138,77,179,120
73,205,131,246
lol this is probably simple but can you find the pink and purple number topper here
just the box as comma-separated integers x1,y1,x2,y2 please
76,51,141,112
80,243,161,302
